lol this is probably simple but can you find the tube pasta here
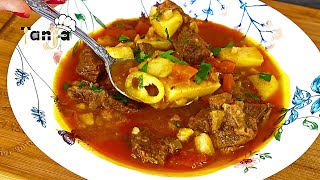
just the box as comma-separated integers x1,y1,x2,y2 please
163,80,221,103
125,71,165,104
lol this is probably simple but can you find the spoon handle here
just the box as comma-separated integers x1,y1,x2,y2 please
24,0,112,67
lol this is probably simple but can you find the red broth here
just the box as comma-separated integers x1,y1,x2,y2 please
54,18,287,176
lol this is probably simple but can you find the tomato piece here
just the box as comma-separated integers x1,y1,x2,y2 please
222,74,235,93
168,150,208,169
121,29,137,41
206,57,235,74
218,60,236,74
135,19,150,36
171,64,198,81
206,56,220,68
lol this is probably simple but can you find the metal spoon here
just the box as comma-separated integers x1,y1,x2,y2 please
24,0,128,97
24,0,194,107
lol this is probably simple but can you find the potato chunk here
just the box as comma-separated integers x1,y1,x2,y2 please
248,74,279,100
79,113,94,125
150,9,183,38
177,128,194,142
147,57,175,78
105,46,134,59
217,47,264,67
194,133,215,155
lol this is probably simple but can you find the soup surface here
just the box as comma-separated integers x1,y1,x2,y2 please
54,0,286,176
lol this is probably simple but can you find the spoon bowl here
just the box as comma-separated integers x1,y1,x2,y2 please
24,0,131,99
24,0,194,107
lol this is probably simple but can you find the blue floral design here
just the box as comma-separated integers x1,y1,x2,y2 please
31,107,46,128
191,0,225,20
15,45,57,128
30,73,46,128
275,75,320,141
15,69,29,86
236,0,274,44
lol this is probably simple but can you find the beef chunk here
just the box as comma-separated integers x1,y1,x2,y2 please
244,103,272,123
131,127,182,165
137,43,155,55
211,124,253,153
173,26,211,65
188,109,211,133
67,81,138,113
76,46,105,82
211,101,258,153
209,92,233,110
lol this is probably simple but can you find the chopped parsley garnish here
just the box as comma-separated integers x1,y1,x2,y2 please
89,82,104,92
113,92,128,105
79,81,85,88
159,50,188,65
140,62,148,73
183,37,189,44
89,82,94,89
194,75,202,84
117,22,124,28
138,75,144,89
93,87,104,92
210,42,233,56
63,83,70,90
135,51,152,63
119,35,131,42
259,72,272,82
151,11,162,21
194,63,212,84
236,97,245,101
174,121,183,128
165,28,173,43
225,42,234,48
245,93,260,101
211,48,221,56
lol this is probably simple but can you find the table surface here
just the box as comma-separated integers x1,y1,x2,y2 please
0,0,319,179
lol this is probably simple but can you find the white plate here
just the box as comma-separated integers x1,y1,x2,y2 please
7,0,320,179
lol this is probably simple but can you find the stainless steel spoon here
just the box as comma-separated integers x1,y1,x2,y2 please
24,0,128,97
24,0,194,107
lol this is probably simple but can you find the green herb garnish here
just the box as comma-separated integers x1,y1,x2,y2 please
117,22,124,28
236,97,245,101
113,93,128,105
183,37,189,44
193,63,212,84
225,42,234,48
79,81,85,88
174,121,183,128
165,28,173,43
159,50,188,65
135,51,152,63
245,93,260,101
259,72,272,82
140,62,148,73
194,75,202,84
63,83,70,90
151,11,162,21
89,82,104,92
89,82,94,89
211,48,221,56
138,75,144,89
119,35,131,42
